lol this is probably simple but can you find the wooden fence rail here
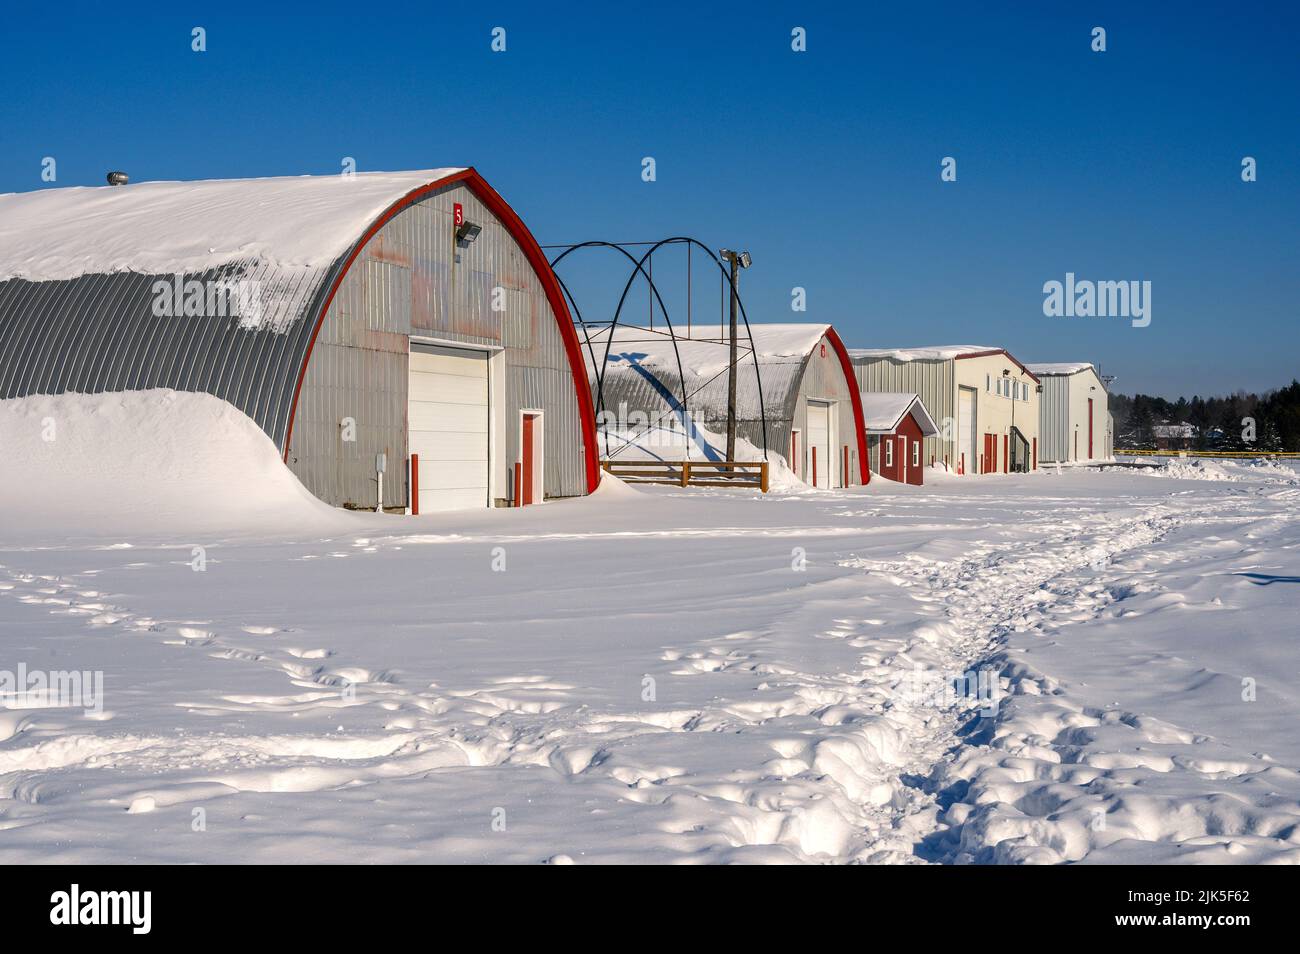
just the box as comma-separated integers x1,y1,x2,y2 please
601,459,770,493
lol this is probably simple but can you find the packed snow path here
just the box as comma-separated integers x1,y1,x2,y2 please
2,450,1299,861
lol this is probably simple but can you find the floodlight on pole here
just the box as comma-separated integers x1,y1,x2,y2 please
718,249,752,466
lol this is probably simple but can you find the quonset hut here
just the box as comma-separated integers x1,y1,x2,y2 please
0,169,598,512
582,323,869,488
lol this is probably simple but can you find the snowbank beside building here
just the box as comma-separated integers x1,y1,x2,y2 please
0,390,355,541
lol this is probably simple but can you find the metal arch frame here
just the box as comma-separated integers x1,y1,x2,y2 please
549,240,691,460
548,237,769,464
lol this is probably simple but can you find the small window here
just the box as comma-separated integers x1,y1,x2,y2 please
912,441,920,467
986,374,991,393
885,440,894,467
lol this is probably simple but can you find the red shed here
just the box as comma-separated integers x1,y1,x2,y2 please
862,392,939,486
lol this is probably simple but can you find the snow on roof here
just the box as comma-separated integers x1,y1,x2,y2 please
848,345,998,362
584,323,831,380
0,169,466,283
582,323,834,425
1025,362,1097,376
859,391,939,436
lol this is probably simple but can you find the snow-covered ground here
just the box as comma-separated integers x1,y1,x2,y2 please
3,393,1299,864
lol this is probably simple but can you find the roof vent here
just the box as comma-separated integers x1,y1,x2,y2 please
106,171,129,186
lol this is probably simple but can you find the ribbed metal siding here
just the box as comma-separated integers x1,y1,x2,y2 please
0,261,328,449
852,356,954,469
288,181,585,507
1037,375,1071,462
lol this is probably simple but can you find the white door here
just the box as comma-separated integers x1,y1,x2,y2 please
958,386,977,476
807,400,830,489
409,344,490,512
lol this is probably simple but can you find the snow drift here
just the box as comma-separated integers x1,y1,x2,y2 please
0,390,355,541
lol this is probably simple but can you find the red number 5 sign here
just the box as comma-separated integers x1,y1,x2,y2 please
453,202,464,227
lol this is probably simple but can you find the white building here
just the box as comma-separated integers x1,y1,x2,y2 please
1026,363,1111,463
851,346,1041,475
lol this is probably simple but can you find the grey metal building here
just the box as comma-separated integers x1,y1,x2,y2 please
1025,362,1111,462
583,323,869,487
0,168,598,511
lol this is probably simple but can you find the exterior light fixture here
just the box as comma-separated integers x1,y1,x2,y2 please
106,171,129,186
456,221,482,245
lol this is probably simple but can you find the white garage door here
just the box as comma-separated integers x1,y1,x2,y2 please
807,400,831,489
409,344,489,512
958,386,976,476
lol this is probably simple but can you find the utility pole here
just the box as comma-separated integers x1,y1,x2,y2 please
719,248,751,464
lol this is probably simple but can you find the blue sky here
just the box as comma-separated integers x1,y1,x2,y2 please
2,2,1296,398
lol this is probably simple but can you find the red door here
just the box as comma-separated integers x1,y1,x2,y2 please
522,413,536,505
1003,434,1008,473
1088,399,1094,458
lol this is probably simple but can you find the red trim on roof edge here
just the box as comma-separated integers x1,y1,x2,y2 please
824,327,871,486
282,168,601,496
953,348,1040,384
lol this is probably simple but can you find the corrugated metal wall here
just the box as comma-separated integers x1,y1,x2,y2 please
288,181,586,507
0,261,327,448
852,356,954,469
1037,375,1071,462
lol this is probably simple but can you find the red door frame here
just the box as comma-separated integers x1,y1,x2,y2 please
1003,434,1009,473
521,413,537,505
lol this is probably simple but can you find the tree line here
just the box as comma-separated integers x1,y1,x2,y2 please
1112,381,1300,451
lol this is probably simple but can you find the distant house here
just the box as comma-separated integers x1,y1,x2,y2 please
861,393,939,485
1025,362,1111,462
1153,423,1197,450
850,346,1040,475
